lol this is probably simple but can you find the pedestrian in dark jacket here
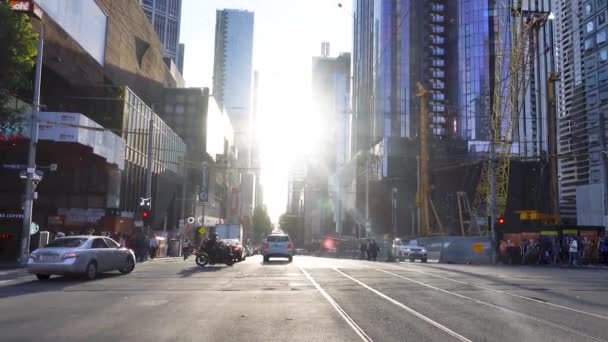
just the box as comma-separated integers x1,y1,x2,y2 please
369,239,379,261
359,242,367,260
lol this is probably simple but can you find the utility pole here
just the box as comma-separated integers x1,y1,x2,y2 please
547,72,560,221
145,116,154,200
144,115,154,236
20,14,44,266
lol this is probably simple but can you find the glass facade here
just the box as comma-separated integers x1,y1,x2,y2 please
213,9,255,134
121,87,186,212
584,0,608,203
140,0,182,64
457,0,490,141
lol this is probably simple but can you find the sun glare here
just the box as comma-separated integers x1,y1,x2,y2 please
257,78,321,221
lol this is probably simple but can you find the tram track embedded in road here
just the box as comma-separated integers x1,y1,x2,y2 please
365,265,608,342
391,263,608,321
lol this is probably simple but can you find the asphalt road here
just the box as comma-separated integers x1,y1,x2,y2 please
1,256,607,342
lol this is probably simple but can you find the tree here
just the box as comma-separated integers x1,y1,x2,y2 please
251,206,272,243
279,212,304,247
0,1,38,120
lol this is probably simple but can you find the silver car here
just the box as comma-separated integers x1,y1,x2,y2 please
28,236,136,280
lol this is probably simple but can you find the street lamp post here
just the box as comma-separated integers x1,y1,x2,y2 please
16,1,44,266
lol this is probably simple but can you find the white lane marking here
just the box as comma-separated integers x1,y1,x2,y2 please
332,268,472,342
372,267,608,342
298,265,373,342
395,263,608,321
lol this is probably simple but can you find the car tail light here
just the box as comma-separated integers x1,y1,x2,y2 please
262,243,269,249
62,252,77,259
287,243,293,249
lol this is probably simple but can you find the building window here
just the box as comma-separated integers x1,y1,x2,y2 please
432,25,445,33
586,37,596,50
600,86,608,103
599,47,608,61
598,29,608,44
585,2,594,16
600,68,608,83
587,20,596,33
599,11,607,27
154,13,166,41
587,73,598,87
157,0,167,12
168,0,180,17
598,0,607,9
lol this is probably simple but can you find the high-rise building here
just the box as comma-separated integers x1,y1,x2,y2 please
212,9,255,136
140,0,182,64
213,9,255,228
555,0,608,224
177,43,185,74
311,49,352,237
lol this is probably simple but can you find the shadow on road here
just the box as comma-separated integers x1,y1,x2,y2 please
262,260,292,266
0,273,123,299
412,264,607,310
178,266,224,278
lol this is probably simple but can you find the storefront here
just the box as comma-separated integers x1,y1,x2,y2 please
0,212,24,263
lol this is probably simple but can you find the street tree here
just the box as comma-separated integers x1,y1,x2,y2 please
0,1,38,120
251,206,272,243
279,212,304,247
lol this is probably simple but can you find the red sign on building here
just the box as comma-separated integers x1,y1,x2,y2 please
9,0,43,20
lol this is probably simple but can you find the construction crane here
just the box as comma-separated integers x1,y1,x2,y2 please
474,3,545,226
416,83,444,236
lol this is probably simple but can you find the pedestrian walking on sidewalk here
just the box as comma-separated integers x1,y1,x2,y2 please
600,237,608,265
149,234,159,259
360,242,367,260
369,239,379,261
569,238,579,266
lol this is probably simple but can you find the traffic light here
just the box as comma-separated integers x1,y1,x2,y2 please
141,209,151,225
138,197,152,226
497,217,505,225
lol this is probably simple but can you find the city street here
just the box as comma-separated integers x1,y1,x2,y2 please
1,256,607,341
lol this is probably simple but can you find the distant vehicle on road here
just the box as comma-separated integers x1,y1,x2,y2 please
394,239,428,262
295,248,308,255
221,239,246,261
215,224,243,240
28,236,136,280
262,234,293,263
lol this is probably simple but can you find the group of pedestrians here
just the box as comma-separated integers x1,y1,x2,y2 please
500,234,608,266
359,239,380,261
131,230,160,262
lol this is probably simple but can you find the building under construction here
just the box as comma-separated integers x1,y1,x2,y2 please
351,0,556,238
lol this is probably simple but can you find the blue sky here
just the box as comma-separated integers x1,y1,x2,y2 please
180,0,352,221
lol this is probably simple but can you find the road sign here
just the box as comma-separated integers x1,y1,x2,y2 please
472,243,484,253
134,220,144,228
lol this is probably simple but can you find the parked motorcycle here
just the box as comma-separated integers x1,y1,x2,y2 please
195,239,235,267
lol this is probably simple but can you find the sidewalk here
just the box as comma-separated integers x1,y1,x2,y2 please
0,267,29,281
